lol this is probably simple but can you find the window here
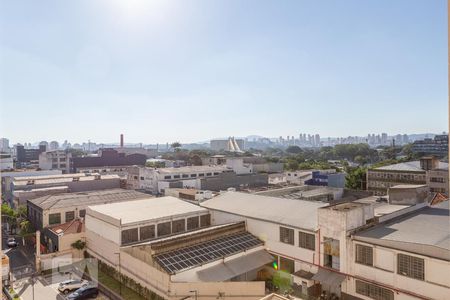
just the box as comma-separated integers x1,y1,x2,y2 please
213,172,219,176
174,175,180,179
164,175,171,179
65,211,75,222
187,216,199,230
200,214,211,227
157,222,171,237
182,174,189,178
79,209,86,218
49,213,61,225
279,256,295,274
299,232,315,250
140,225,155,241
280,227,294,245
198,173,205,177
121,228,138,245
190,174,197,178
172,219,186,233
397,253,424,280
140,176,144,180
206,172,212,176
355,280,394,300
356,244,373,266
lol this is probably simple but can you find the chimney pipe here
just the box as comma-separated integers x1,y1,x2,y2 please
120,134,124,148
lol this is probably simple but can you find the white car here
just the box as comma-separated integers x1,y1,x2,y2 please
6,238,18,247
57,279,89,294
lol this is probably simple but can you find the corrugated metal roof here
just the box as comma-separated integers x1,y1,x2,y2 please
201,191,328,230
29,189,149,210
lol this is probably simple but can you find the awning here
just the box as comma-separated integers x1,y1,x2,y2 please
197,250,274,282
311,268,346,287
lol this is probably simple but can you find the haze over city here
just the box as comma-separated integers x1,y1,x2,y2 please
0,0,447,143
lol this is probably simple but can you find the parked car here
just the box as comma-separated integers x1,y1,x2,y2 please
58,279,89,294
6,237,18,247
67,286,99,299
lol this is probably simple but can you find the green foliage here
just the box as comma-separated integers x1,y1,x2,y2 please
71,240,86,250
286,146,302,154
345,166,367,190
170,142,182,152
145,161,165,168
19,220,34,236
67,148,87,157
272,271,292,293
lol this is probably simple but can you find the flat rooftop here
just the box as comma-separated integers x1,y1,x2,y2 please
201,191,328,231
373,161,449,172
14,174,119,186
390,184,428,189
155,165,230,174
354,201,450,260
29,189,149,210
88,196,208,225
354,196,410,217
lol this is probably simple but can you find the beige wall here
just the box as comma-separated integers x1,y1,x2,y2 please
346,240,450,300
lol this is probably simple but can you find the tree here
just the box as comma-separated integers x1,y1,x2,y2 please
286,146,302,154
71,240,86,250
345,167,367,190
171,142,182,152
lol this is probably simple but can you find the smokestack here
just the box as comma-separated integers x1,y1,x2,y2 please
120,134,124,148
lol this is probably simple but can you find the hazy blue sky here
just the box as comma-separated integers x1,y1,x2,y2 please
0,0,447,144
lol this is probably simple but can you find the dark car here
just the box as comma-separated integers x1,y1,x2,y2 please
67,286,98,299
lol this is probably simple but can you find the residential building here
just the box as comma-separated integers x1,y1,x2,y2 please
8,173,121,206
27,189,149,230
39,150,72,173
367,157,449,195
44,219,84,253
72,148,146,172
411,134,448,157
85,197,271,300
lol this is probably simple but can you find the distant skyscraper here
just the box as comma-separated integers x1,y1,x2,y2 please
49,141,59,150
315,134,320,147
0,138,9,151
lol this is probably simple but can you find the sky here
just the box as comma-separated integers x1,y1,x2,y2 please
0,0,447,145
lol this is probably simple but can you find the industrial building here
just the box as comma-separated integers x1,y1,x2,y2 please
200,190,449,299
367,157,448,195
128,165,268,195
85,197,272,299
7,173,121,206
72,148,146,171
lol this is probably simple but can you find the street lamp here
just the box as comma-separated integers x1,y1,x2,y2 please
189,290,198,300
114,252,122,296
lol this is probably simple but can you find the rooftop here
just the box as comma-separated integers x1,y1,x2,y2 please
48,219,84,235
389,184,428,189
354,196,410,217
88,196,208,225
156,165,230,174
373,160,448,172
29,189,149,210
354,201,450,260
14,173,120,186
201,191,328,230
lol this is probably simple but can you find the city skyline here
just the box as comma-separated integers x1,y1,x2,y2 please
0,0,447,143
